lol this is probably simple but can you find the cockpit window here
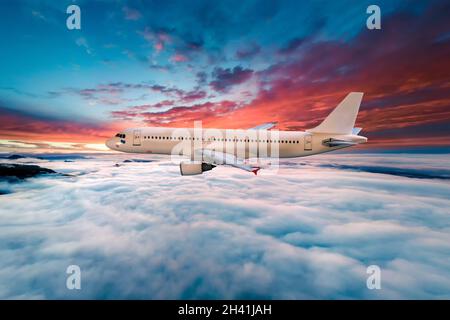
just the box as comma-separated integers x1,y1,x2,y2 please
115,133,126,138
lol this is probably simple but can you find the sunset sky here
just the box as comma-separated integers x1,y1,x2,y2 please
0,0,449,152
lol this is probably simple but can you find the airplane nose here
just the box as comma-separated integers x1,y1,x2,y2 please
105,138,115,150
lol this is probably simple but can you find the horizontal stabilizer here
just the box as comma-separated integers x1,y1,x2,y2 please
322,138,357,147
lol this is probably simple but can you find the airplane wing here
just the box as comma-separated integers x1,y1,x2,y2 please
248,122,277,130
199,149,260,175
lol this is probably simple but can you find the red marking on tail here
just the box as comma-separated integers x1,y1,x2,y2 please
252,167,260,175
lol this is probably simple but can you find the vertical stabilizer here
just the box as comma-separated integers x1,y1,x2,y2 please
309,92,363,134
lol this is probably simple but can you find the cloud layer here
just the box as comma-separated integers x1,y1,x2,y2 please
0,153,449,299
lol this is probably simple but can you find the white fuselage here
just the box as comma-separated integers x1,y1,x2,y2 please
106,127,367,159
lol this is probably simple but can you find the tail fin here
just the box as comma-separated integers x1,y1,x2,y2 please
309,92,363,134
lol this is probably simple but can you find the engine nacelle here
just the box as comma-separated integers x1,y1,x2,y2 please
179,161,215,176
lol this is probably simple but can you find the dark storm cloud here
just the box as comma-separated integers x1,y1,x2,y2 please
278,36,309,55
210,66,254,92
195,71,208,86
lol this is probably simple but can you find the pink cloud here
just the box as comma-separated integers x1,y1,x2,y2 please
170,54,188,63
140,28,172,52
154,42,164,53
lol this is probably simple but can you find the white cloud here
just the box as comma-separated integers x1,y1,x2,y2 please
31,10,46,21
0,153,449,299
76,37,93,56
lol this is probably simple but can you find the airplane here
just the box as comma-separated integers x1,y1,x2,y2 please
106,92,367,175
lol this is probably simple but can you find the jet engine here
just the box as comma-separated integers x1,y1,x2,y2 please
179,161,216,176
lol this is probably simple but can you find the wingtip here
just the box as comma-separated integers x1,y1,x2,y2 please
252,168,260,175
349,92,364,98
